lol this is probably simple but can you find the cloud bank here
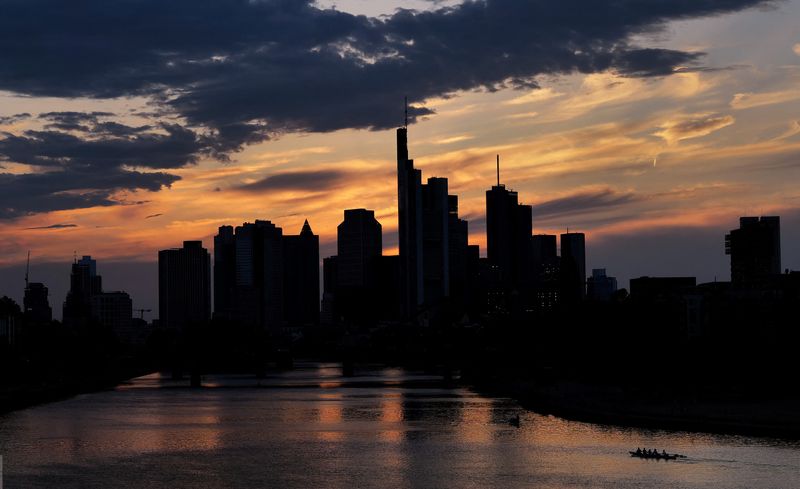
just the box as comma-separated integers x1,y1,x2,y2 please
0,0,771,217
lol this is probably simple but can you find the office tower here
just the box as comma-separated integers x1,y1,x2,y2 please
90,291,133,342
532,234,560,309
397,123,424,318
213,225,236,321
422,177,450,304
725,216,781,285
233,220,284,331
560,232,586,302
448,195,470,309
337,209,382,289
63,255,103,327
23,282,52,325
158,241,211,331
586,269,618,302
283,220,320,328
0,297,21,347
336,209,382,322
485,157,533,295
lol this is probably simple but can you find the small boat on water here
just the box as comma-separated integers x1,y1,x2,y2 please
629,450,685,460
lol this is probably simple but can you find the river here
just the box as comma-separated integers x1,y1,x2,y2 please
0,363,798,488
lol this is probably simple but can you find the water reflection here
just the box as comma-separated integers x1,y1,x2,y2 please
1,364,799,489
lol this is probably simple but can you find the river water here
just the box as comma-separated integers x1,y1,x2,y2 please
0,363,798,488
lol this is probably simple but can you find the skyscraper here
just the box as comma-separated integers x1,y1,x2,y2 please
422,177,450,304
337,209,382,322
485,157,533,298
532,234,560,309
232,220,284,331
725,216,781,285
213,225,236,321
397,123,424,318
448,195,470,310
90,291,133,342
158,241,211,331
283,220,320,328
560,232,586,302
23,282,52,325
337,209,382,289
63,255,103,327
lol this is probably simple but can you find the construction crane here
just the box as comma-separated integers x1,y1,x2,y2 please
135,308,152,320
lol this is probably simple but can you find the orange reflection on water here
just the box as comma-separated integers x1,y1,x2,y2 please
316,391,344,442
379,392,404,443
458,400,492,444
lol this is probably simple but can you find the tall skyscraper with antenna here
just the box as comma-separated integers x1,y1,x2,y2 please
486,155,533,304
397,99,424,318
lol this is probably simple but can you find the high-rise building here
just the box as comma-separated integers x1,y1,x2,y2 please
448,195,470,310
587,268,618,302
397,124,424,318
560,232,586,302
485,158,533,301
283,220,320,328
336,209,382,322
422,177,450,304
90,291,133,341
63,255,103,327
23,282,52,325
532,234,560,309
725,216,781,285
213,225,236,321
158,241,211,331
337,209,382,289
232,220,284,331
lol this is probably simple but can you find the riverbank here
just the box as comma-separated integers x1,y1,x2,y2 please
468,374,800,439
0,365,156,415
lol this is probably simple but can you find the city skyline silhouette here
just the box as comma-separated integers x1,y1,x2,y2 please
2,2,800,488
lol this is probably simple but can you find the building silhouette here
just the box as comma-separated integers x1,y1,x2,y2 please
448,195,470,311
23,282,52,325
90,291,133,341
532,234,560,309
486,157,533,310
725,216,781,286
422,177,450,304
283,220,320,329
214,219,321,333
397,122,424,318
587,268,618,302
213,225,236,322
335,209,382,323
560,232,586,302
158,241,211,331
63,256,103,327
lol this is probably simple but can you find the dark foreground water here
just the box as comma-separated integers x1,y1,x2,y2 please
1,363,798,488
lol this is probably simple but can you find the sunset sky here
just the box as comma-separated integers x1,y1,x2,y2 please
1,0,799,317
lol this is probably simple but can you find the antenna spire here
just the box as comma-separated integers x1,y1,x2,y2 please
496,154,500,186
404,96,408,128
25,250,30,288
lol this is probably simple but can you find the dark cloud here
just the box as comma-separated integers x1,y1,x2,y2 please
0,0,770,134
24,223,78,230
145,213,163,219
0,169,179,219
532,187,642,220
0,113,31,125
0,0,773,217
236,169,347,192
